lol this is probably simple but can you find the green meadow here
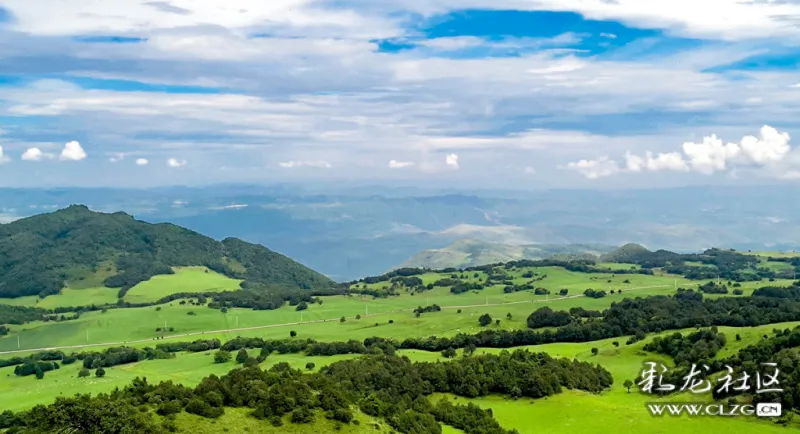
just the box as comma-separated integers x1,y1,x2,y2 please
2,257,800,433
2,321,798,433
123,266,243,303
0,266,242,309
0,264,790,354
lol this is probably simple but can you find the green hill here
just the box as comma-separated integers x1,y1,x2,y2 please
598,243,652,263
0,205,334,299
396,238,616,270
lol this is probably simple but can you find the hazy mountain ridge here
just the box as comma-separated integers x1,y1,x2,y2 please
397,238,618,270
2,185,800,280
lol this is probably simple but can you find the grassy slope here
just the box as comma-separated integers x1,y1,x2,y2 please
425,322,799,434
0,351,363,412
124,266,243,303
0,265,788,353
173,407,394,434
3,322,798,428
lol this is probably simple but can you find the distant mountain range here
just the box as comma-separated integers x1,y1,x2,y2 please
2,185,800,281
396,238,617,270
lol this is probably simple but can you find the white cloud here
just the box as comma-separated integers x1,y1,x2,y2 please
278,160,332,168
136,158,149,166
109,153,125,163
167,158,187,168
388,160,415,169
626,151,688,172
524,166,536,174
579,125,792,178
739,125,791,165
565,156,620,179
59,140,87,161
0,146,10,164
445,153,459,169
682,134,741,174
21,148,53,161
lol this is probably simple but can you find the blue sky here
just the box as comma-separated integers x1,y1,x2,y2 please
0,0,799,188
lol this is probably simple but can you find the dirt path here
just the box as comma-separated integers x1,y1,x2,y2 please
0,284,672,356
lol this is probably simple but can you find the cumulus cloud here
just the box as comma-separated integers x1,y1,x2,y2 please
572,125,793,179
565,156,619,179
0,146,10,164
59,140,87,161
445,153,459,169
625,151,688,172
388,160,415,169
167,158,186,168
21,148,53,161
136,158,149,166
278,160,332,168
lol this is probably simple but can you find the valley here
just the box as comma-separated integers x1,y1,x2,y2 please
2,207,800,433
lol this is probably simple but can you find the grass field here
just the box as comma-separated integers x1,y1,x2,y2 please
0,264,790,354
172,407,395,433
0,350,363,412
0,266,243,309
123,266,243,303
3,259,800,433
425,322,800,434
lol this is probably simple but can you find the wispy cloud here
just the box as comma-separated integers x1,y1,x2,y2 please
278,160,332,168
388,160,415,169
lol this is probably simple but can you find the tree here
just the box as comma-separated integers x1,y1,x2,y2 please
340,316,346,323
733,289,744,295
35,368,45,379
95,367,106,378
290,330,297,338
495,319,501,326
243,357,258,367
356,314,361,320
478,314,492,327
624,379,634,393
214,350,232,363
389,319,394,324
506,313,512,320
457,309,462,314
735,334,742,341
236,349,248,364
442,348,457,358
612,341,619,347
305,362,315,370
559,288,568,296
591,347,599,356
296,301,308,311
78,368,90,377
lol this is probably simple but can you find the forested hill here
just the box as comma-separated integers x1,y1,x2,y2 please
0,205,334,298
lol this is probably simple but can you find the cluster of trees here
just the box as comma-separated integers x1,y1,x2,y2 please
414,304,442,315
13,361,60,378
642,328,727,365
503,283,534,293
583,289,607,299
710,326,800,411
451,281,485,294
697,282,729,294
2,350,612,434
